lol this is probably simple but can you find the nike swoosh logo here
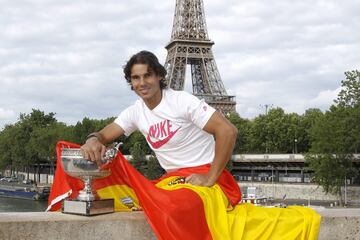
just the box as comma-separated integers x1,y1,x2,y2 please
147,127,181,149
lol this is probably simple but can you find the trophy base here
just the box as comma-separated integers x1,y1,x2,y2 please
62,199,114,216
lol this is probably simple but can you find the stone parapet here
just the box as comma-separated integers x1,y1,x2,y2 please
0,211,156,240
317,208,360,240
0,209,359,240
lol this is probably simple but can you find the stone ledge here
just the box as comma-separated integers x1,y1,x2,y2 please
0,208,359,240
316,208,360,240
0,211,156,240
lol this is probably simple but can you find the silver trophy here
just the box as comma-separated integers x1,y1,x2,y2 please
61,142,122,216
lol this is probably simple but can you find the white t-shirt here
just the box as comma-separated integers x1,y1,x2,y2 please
114,89,216,171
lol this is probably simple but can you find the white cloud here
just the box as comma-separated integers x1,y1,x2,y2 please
0,108,15,120
0,108,16,130
306,87,342,110
0,0,359,129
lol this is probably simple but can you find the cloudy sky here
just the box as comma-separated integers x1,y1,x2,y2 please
1,0,359,129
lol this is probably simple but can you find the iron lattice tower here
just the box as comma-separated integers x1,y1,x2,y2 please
164,0,236,114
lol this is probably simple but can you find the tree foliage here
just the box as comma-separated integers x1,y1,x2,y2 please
145,155,165,180
306,70,360,202
335,70,360,108
299,108,324,152
0,110,115,172
0,124,19,170
71,117,115,144
305,105,358,200
306,153,355,199
247,108,302,153
129,142,164,179
129,142,147,174
123,131,151,155
227,113,251,154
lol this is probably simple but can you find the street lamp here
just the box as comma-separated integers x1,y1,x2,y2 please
294,138,298,154
344,175,348,206
259,104,273,115
268,165,275,199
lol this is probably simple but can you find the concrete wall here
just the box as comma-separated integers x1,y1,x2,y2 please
317,208,360,240
0,209,359,240
239,181,360,205
0,212,156,240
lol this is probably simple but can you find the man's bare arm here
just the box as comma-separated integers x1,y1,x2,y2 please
185,111,238,186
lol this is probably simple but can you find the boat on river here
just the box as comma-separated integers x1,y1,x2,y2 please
0,178,50,200
240,187,269,206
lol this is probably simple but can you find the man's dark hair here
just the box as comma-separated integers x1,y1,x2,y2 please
124,50,167,89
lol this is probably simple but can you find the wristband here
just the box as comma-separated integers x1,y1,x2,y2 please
85,132,100,141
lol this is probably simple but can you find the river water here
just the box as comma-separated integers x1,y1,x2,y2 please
0,196,48,212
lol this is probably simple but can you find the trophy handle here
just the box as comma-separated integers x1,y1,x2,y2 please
101,142,123,164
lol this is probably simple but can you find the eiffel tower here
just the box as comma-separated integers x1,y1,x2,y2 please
164,0,236,114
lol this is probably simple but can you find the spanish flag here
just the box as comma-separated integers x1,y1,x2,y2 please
48,141,321,240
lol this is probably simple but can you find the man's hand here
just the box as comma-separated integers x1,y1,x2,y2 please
185,173,216,187
80,137,107,167
80,124,125,166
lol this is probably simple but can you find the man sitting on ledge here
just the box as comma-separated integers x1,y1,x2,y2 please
48,50,320,240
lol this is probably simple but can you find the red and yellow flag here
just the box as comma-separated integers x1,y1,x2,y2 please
48,141,320,240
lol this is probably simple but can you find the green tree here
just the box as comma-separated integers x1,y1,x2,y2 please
16,110,57,166
26,122,72,176
333,70,360,154
0,109,63,179
306,153,354,206
248,108,301,153
123,131,151,155
0,124,20,172
299,108,324,152
306,70,360,205
306,114,357,206
335,70,360,107
129,142,147,175
227,113,251,153
145,155,165,180
347,105,360,153
71,117,115,144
